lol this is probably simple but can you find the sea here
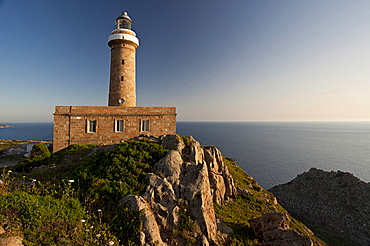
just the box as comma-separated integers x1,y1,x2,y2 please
1,121,369,189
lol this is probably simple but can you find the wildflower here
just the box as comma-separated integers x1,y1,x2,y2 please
32,179,36,182
80,220,86,223
68,180,75,183
97,209,102,212
108,241,114,245
7,170,12,173
90,226,94,229
96,234,101,238
85,229,90,232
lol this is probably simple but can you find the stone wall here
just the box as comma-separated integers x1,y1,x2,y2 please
53,106,176,152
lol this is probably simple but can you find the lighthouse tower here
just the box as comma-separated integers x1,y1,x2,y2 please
108,12,139,107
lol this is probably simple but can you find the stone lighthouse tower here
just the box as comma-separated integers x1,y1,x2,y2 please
108,12,139,107
53,12,176,153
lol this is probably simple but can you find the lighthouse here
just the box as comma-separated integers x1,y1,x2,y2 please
53,12,176,153
108,12,139,107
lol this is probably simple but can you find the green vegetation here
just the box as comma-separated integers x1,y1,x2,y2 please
1,140,167,245
214,157,325,246
170,199,199,245
180,135,191,146
13,143,51,172
0,141,326,245
0,140,52,167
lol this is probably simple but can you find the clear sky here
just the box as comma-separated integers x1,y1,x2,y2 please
1,0,369,123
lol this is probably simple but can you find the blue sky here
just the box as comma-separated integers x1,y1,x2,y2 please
1,0,369,123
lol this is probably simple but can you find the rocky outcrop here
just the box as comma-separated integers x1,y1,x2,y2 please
120,195,166,246
270,168,370,246
249,212,313,246
119,135,236,245
204,146,236,205
0,125,14,129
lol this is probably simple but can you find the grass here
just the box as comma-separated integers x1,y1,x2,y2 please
214,157,327,246
0,140,167,245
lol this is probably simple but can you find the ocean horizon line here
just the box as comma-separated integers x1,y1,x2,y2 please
2,120,370,124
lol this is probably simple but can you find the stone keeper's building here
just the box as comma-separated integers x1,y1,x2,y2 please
53,12,177,152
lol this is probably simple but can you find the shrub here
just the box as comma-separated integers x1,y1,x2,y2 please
0,192,85,245
13,143,51,172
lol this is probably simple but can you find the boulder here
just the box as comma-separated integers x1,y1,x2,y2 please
182,136,204,164
249,212,312,246
161,135,185,152
0,236,24,246
154,150,182,189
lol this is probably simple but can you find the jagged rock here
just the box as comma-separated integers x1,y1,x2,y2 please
183,136,204,164
270,168,370,246
167,205,181,230
0,236,24,246
119,195,167,246
142,173,178,229
154,150,182,188
180,162,218,245
161,134,185,152
249,212,313,246
203,146,236,204
249,212,289,239
120,135,239,245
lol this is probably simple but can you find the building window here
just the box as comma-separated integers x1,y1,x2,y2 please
121,76,124,81
122,60,125,65
87,120,96,133
115,120,124,132
140,120,149,132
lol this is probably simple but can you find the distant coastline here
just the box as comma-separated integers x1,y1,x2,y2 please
0,124,14,129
